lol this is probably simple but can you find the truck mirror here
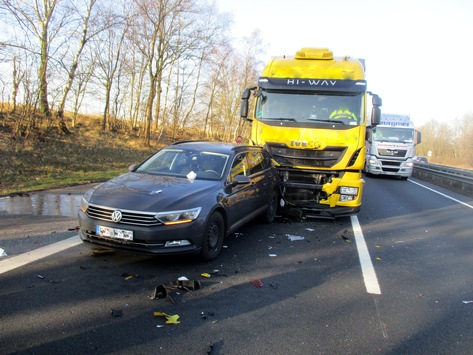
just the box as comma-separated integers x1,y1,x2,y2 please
371,107,381,126
241,88,251,100
371,94,382,107
240,99,249,119
416,131,422,144
240,88,251,120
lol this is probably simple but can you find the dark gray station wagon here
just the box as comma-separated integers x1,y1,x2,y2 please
78,141,280,260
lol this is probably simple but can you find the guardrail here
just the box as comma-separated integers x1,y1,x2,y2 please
412,163,473,197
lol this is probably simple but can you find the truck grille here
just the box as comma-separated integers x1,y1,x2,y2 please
266,144,345,168
378,149,407,158
379,159,402,173
86,204,161,226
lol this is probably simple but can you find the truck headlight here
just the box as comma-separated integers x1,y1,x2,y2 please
339,186,358,202
368,156,379,165
340,187,358,195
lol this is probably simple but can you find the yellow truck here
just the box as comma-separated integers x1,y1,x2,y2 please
240,48,382,218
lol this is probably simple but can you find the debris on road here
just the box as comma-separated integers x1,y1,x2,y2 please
250,279,263,288
111,308,123,317
150,284,176,304
287,234,304,241
150,279,202,303
201,311,215,320
154,311,180,324
340,228,351,242
121,273,135,280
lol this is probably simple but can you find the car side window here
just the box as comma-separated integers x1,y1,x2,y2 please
229,153,249,181
247,151,265,175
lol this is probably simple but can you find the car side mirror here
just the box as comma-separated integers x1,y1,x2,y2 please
129,164,139,172
229,174,251,188
234,175,251,184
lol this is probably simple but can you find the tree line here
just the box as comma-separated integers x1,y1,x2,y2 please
1,1,471,168
417,114,473,168
0,0,261,145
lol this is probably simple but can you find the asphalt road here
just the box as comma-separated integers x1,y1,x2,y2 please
1,178,473,354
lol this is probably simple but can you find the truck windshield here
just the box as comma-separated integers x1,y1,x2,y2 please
372,127,414,143
255,91,364,126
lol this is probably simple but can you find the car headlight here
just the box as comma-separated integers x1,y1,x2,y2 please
155,207,202,225
80,197,89,213
80,188,95,213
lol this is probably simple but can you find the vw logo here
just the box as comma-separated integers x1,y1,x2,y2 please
111,210,123,223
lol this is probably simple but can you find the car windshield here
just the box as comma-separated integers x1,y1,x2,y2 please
372,127,414,143
255,90,364,126
135,148,229,180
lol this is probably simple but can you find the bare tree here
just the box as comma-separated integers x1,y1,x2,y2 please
55,0,98,133
1,0,65,117
90,2,130,131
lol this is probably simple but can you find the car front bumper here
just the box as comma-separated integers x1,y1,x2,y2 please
78,210,205,256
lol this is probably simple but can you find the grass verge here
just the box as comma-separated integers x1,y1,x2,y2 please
0,116,157,196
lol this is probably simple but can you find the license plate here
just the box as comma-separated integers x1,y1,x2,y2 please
96,225,133,241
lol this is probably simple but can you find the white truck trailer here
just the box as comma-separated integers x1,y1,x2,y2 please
365,114,421,179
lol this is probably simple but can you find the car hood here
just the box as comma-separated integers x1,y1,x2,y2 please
88,172,220,212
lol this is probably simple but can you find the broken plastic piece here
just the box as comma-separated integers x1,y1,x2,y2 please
287,234,304,241
150,284,175,304
153,311,180,324
250,279,263,288
111,308,123,317
201,273,211,278
177,279,201,291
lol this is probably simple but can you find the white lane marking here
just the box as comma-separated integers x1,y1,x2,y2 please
0,235,82,275
409,179,473,209
351,215,381,295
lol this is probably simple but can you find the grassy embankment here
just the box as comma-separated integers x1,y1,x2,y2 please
0,114,159,196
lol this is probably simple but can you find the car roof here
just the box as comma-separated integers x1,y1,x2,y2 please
170,141,263,155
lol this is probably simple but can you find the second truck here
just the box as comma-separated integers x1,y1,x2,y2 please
365,113,421,179
240,47,382,218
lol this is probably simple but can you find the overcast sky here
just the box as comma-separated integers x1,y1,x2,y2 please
214,0,473,126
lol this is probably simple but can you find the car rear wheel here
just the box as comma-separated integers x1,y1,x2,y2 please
200,211,225,261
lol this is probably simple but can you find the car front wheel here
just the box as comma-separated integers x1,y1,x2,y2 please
200,211,225,261
262,191,278,224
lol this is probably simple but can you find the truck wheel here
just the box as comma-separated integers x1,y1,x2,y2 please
200,211,225,261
